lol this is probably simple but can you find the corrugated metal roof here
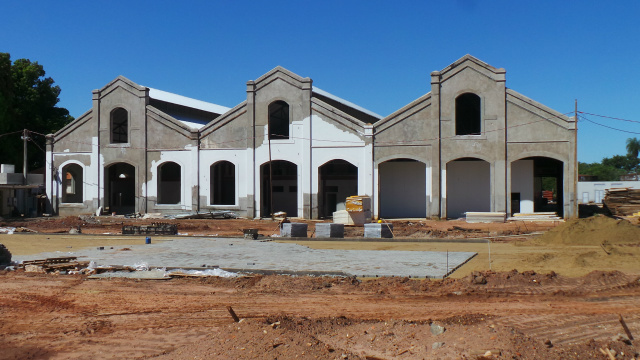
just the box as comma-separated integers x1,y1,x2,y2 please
147,87,231,115
312,87,382,119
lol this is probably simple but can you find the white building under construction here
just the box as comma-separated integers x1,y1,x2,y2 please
46,55,577,219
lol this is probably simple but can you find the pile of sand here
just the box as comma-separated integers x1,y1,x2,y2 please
533,215,640,245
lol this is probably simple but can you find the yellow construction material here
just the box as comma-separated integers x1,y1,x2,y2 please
345,195,371,212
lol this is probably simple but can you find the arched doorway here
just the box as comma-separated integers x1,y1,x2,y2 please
261,160,297,217
105,163,135,214
210,161,236,205
511,157,564,217
446,158,490,219
62,163,83,203
157,162,181,205
379,159,427,218
318,160,358,218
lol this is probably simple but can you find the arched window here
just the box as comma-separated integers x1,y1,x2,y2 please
455,93,481,135
210,161,235,205
157,162,181,204
62,164,83,203
111,107,128,143
268,101,289,140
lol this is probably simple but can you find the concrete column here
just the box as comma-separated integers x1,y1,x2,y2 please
363,124,374,217
246,81,257,218
301,78,312,219
45,134,54,214
430,71,442,218
190,131,199,212
90,136,100,211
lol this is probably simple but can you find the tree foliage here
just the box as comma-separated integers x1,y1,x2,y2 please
626,137,640,159
0,53,73,172
579,161,626,181
579,141,640,181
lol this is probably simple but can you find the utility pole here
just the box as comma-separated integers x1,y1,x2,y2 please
574,100,578,218
21,129,30,216
268,121,274,219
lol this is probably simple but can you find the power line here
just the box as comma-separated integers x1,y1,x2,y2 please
578,114,640,135
578,111,640,124
0,130,27,139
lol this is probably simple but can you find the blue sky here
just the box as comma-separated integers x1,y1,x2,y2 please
2,1,639,163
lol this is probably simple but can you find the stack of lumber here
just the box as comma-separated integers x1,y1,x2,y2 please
603,188,640,216
507,212,563,222
465,212,506,223
20,257,90,273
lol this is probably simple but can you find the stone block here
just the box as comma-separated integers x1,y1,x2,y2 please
280,223,308,238
364,223,393,238
333,210,371,226
315,223,344,238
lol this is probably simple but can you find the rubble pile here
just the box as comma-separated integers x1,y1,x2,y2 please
0,243,11,265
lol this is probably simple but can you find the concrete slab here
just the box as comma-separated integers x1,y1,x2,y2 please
14,238,477,278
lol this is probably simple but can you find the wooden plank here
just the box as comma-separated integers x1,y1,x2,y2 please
226,306,240,322
619,314,634,341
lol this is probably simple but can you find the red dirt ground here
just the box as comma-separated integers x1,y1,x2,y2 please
1,270,639,359
1,216,639,359
1,215,558,238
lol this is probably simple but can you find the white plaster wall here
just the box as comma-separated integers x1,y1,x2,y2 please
446,160,490,218
311,115,365,148
511,160,534,213
578,181,640,204
199,148,249,207
46,149,52,209
310,115,370,211
378,161,428,218
143,146,197,210
254,118,306,217
55,158,89,204
53,137,101,207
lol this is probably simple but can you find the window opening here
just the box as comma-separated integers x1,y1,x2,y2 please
455,93,481,135
268,101,289,140
111,107,128,143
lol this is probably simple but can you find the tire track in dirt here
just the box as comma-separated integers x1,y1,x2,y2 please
493,313,640,345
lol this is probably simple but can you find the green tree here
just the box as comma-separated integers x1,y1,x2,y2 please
578,161,626,181
0,53,73,172
626,137,640,160
601,154,639,173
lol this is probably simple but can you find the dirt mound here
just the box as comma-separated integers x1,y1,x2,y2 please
533,215,640,245
465,269,559,287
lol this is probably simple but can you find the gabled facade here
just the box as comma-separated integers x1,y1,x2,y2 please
46,55,577,219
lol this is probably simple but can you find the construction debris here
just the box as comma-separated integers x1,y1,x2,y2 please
603,188,640,216
226,306,240,322
507,212,563,222
173,211,237,220
333,210,370,226
465,212,506,223
122,223,178,235
20,257,92,273
243,229,259,240
618,314,634,341
0,243,11,265
78,215,101,224
0,227,38,234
